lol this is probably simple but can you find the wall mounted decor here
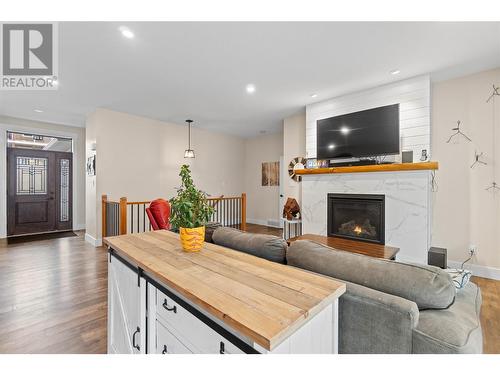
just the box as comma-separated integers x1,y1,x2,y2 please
446,120,472,143
486,84,500,103
470,151,487,169
485,84,500,193
288,157,306,182
86,155,95,176
262,161,280,186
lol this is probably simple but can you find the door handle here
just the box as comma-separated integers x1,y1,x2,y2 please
219,341,225,354
162,299,177,313
162,345,168,354
132,326,140,351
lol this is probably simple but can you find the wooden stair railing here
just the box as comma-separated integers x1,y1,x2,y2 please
102,193,247,237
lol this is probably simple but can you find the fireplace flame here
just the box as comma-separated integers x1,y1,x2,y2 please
353,225,363,234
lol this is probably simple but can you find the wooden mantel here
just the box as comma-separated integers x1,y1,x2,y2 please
295,161,438,175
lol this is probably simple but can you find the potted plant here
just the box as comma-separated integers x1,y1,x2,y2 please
170,164,214,252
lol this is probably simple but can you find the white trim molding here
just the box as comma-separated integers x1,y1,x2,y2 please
0,120,83,239
85,233,102,247
246,218,282,228
448,260,500,281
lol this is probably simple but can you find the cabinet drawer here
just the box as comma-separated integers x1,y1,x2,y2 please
156,288,245,354
156,321,192,354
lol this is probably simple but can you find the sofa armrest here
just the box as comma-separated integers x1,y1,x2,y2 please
339,281,419,354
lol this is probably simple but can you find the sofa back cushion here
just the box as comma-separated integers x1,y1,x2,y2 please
212,227,287,264
287,240,455,310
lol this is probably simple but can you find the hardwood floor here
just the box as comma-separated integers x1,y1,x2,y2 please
244,223,283,237
0,225,498,353
0,231,108,354
472,276,500,354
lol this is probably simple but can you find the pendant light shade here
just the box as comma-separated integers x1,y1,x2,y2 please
184,149,195,158
184,119,195,158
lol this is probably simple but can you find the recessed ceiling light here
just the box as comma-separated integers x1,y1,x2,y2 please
390,69,401,75
34,109,44,113
328,144,335,149
119,26,134,39
310,94,318,98
246,84,256,94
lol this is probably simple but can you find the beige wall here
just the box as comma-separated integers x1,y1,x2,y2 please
283,112,306,206
0,115,86,237
432,67,500,271
244,132,284,226
85,109,245,242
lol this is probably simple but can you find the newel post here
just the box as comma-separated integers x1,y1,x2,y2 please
119,197,128,235
101,195,107,238
241,193,247,231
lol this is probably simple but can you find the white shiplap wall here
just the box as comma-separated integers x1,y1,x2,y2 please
306,75,431,162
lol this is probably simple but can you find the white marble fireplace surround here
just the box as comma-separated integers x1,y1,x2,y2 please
302,170,432,264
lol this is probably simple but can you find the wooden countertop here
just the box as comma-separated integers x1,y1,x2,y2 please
104,230,346,351
288,234,400,260
295,161,438,175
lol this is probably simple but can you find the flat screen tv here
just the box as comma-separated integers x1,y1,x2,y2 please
316,104,400,160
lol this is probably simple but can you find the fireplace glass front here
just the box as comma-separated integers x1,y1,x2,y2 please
327,193,385,244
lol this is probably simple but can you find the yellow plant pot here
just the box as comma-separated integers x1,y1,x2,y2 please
179,226,205,252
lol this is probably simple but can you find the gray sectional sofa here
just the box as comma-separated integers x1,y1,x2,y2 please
211,227,483,354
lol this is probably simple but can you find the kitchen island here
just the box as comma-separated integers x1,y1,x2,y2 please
104,230,345,354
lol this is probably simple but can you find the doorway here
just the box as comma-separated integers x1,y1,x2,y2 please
6,132,73,236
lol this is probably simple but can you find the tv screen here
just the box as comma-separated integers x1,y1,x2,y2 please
316,104,400,159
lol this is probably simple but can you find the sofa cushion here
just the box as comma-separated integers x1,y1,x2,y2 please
412,282,482,353
212,227,287,263
286,240,455,310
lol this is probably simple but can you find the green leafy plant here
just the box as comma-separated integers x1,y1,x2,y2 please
170,165,214,229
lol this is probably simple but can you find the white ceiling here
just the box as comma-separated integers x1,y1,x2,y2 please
1,22,500,137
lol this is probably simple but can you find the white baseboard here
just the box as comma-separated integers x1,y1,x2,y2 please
85,233,102,247
73,223,86,231
448,260,500,281
247,218,282,228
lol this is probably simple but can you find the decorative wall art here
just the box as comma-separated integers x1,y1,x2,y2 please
446,120,472,144
485,84,500,193
288,157,307,182
261,161,280,186
87,155,96,176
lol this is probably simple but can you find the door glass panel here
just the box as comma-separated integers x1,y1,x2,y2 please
16,157,48,195
60,159,70,222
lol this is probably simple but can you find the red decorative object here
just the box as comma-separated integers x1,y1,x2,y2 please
146,199,171,230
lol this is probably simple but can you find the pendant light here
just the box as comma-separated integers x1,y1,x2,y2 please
184,119,195,158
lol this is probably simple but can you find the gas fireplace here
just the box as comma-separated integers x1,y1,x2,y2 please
327,193,385,244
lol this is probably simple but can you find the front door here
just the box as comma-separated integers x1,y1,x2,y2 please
7,148,73,236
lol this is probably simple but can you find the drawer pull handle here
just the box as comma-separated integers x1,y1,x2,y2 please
162,299,177,313
220,341,225,354
162,345,168,354
132,327,140,351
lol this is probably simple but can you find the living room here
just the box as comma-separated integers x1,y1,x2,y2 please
1,1,500,373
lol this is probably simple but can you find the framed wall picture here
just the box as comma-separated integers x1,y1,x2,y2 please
87,155,96,176
261,161,280,186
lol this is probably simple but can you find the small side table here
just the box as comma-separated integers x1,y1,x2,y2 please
282,218,302,240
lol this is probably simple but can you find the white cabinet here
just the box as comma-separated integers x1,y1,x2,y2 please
156,321,192,354
108,250,338,354
148,284,246,354
107,252,146,354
